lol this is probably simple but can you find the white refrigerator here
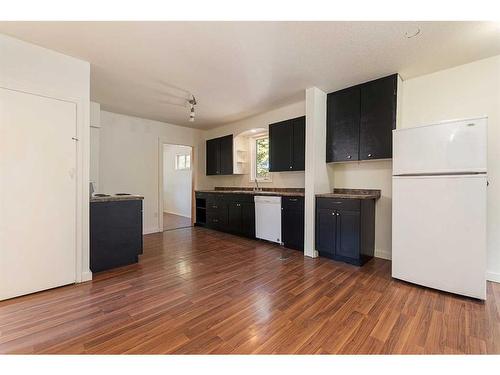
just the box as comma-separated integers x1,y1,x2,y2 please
392,117,487,300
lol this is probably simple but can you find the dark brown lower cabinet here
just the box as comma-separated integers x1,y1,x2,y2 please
196,192,255,238
227,197,255,238
195,192,304,251
315,197,375,266
281,196,304,251
90,199,143,272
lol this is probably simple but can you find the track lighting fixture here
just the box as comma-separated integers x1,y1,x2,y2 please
188,95,197,122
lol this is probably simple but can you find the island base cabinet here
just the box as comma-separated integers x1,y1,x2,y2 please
90,200,143,273
315,197,375,266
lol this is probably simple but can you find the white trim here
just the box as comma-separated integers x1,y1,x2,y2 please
163,210,192,219
487,271,500,284
81,271,93,282
374,249,392,260
144,227,161,235
249,133,272,183
158,138,195,232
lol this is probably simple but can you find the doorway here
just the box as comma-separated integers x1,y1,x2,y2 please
160,143,193,231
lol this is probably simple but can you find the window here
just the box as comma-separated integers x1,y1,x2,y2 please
175,154,191,170
252,136,271,181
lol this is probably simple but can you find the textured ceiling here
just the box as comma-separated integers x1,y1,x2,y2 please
0,21,499,129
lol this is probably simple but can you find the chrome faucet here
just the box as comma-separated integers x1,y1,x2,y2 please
253,179,262,192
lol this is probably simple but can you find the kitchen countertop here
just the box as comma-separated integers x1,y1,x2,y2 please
90,194,144,203
196,187,304,197
316,188,381,200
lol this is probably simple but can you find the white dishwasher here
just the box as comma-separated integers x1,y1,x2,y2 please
254,195,282,244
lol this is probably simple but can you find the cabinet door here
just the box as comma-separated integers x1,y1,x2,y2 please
219,135,234,175
326,87,360,162
269,120,293,172
335,210,360,260
206,138,220,175
315,208,336,256
227,201,242,233
282,207,304,251
292,116,306,171
241,202,255,238
359,74,397,160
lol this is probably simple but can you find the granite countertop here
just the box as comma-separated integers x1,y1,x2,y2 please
90,194,144,203
196,187,305,197
316,188,381,200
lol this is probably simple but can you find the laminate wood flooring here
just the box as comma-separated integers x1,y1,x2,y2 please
1,227,499,354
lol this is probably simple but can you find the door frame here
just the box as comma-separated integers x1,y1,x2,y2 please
0,81,90,284
157,138,195,232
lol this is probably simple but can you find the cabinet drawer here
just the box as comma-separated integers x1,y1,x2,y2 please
225,193,255,203
195,192,210,200
206,212,222,224
206,194,226,207
282,196,304,210
316,197,360,211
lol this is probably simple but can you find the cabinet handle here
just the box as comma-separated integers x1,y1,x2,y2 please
289,198,298,202
289,166,292,169
367,153,373,158
347,155,351,159
212,205,218,208
336,213,340,216
331,212,335,216
236,203,241,207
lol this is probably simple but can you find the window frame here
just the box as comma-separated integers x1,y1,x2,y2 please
175,153,191,171
250,134,272,182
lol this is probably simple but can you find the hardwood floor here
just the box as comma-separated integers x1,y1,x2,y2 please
1,227,499,354
163,212,192,231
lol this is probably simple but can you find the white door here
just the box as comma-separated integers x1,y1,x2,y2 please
392,174,487,299
0,88,77,300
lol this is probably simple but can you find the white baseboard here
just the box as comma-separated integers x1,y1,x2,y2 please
163,210,191,219
374,249,392,260
487,271,500,284
81,271,92,282
144,226,160,235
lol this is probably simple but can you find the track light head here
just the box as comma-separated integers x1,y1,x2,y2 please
187,95,197,122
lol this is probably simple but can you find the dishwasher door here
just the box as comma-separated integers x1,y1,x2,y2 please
254,195,282,244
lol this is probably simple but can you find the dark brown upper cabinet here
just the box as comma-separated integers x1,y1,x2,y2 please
269,116,305,172
326,86,360,162
206,134,233,175
326,74,398,162
359,75,397,160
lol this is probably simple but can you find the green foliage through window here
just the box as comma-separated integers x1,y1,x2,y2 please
255,137,270,180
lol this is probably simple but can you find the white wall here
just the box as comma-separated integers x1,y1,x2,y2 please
98,111,201,234
163,144,192,218
0,34,91,282
400,55,500,282
197,101,306,189
304,87,330,257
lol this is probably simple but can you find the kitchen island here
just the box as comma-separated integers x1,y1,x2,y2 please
90,194,144,272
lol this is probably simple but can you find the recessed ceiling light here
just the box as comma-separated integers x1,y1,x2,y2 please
405,27,421,39
251,129,257,133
